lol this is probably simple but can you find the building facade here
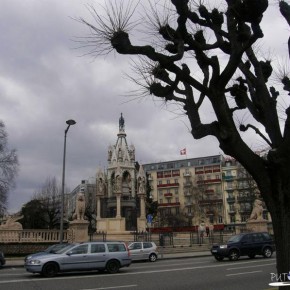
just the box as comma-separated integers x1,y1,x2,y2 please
144,155,271,229
222,157,271,229
144,155,224,228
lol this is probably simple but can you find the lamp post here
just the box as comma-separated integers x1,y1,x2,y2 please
60,119,76,243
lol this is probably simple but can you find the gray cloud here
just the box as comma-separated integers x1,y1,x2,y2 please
0,0,287,212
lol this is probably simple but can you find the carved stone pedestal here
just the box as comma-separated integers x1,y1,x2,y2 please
69,220,89,243
137,217,146,231
246,220,268,232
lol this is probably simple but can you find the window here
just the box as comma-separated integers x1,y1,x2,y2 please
70,245,88,255
108,243,126,252
131,243,142,250
143,242,153,249
164,170,171,177
91,244,105,253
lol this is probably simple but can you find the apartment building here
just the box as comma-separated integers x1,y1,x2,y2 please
222,157,271,227
144,155,271,229
143,155,224,228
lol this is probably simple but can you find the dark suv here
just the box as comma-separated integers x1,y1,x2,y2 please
211,232,275,261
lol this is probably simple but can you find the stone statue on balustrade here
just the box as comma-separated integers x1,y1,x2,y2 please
0,215,23,230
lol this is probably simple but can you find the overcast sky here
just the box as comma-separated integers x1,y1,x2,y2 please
1,0,288,213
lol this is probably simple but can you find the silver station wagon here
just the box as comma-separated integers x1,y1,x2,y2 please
24,242,131,277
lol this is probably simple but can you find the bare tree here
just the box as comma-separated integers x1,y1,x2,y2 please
0,121,18,216
79,0,290,283
34,177,61,229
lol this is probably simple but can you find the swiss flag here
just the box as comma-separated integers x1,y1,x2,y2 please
180,148,186,155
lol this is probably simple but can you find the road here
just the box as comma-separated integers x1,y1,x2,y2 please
0,256,277,290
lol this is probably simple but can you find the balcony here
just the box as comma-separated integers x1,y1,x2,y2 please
183,181,193,187
237,196,255,202
158,202,180,207
164,193,173,197
184,201,193,206
227,209,236,215
157,183,179,188
199,198,223,205
205,189,214,193
183,172,192,177
223,175,235,181
197,178,221,184
239,208,252,214
184,192,192,197
227,197,236,203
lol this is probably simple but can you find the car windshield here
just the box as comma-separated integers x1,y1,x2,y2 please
55,244,77,254
227,234,243,243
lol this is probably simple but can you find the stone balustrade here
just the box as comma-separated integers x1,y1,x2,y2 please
0,229,69,243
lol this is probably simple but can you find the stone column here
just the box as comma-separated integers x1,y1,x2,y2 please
96,196,101,219
116,193,121,218
140,195,146,219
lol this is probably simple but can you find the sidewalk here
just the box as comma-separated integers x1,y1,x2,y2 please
4,251,212,268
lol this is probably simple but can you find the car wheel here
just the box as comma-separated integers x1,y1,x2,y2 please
263,247,273,258
106,260,120,274
229,250,240,261
248,254,256,259
41,262,59,277
214,255,224,261
149,253,157,262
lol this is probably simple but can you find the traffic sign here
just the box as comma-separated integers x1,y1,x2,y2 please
147,214,153,223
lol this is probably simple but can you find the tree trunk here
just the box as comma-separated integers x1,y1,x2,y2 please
267,179,290,290
271,213,290,290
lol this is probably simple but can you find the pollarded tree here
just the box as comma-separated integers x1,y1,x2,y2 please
0,120,18,216
79,0,290,285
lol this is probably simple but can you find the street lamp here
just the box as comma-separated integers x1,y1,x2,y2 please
60,119,76,243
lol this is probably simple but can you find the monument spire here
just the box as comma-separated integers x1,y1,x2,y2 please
119,113,125,132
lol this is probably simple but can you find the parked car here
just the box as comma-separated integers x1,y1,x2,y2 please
25,241,131,277
211,232,275,261
128,241,158,262
24,243,72,262
0,251,6,267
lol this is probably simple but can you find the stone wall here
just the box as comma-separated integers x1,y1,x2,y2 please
0,243,60,256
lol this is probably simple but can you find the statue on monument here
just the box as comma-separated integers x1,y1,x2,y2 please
72,192,86,220
119,113,125,131
138,176,145,194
